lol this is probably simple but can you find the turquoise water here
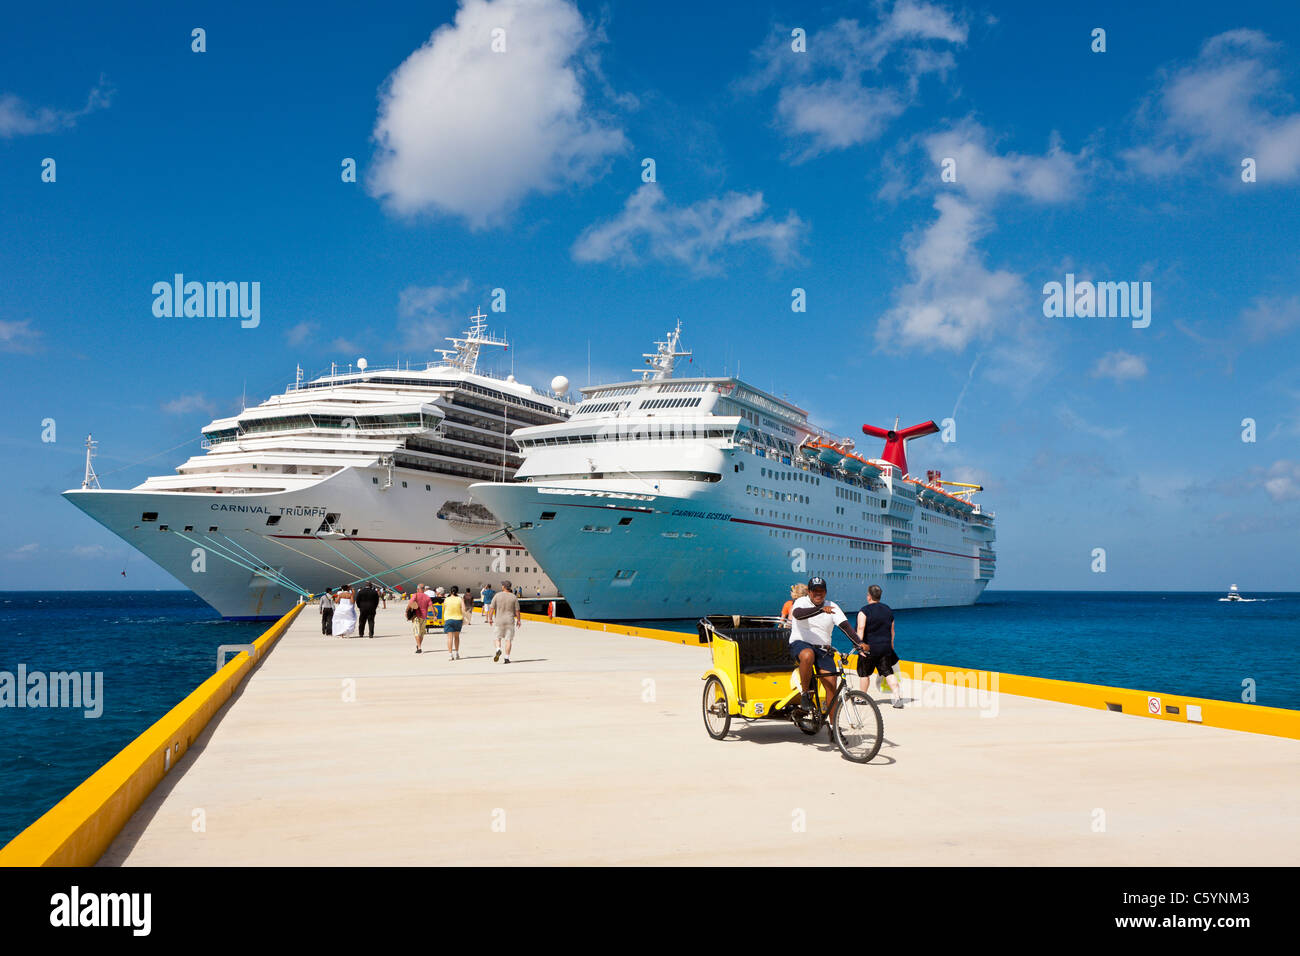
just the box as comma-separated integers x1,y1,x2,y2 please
1,589,1296,846
633,590,1300,709
0,591,264,847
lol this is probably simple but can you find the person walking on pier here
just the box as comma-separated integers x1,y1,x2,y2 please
332,585,358,638
319,589,335,635
856,585,903,709
355,581,380,639
488,581,522,663
443,587,466,660
409,584,433,654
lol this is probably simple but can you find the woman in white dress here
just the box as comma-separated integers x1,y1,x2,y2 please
332,586,358,637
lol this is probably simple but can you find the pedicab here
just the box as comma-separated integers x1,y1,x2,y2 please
698,615,884,763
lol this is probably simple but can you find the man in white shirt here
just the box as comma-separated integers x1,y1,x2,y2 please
788,576,859,713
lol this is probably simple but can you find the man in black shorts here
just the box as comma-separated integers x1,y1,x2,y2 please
856,584,904,709
788,576,861,715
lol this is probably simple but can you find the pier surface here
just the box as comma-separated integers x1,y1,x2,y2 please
102,606,1297,866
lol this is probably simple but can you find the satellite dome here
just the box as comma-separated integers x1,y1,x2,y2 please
357,358,368,371
550,375,570,394
506,374,516,383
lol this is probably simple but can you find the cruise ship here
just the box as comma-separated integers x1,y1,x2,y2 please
65,314,573,619
471,324,996,620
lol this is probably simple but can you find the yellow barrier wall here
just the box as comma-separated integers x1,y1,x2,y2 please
0,603,304,867
526,613,1300,740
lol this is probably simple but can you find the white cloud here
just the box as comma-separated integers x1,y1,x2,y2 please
161,394,217,416
285,321,318,346
396,279,473,349
0,319,42,353
1239,295,1300,341
743,2,967,162
5,543,39,560
0,76,112,138
1057,406,1127,441
368,0,626,228
571,183,804,274
1125,29,1300,182
1262,460,1300,502
71,544,109,558
919,120,1085,203
399,280,471,319
1092,350,1148,381
875,195,1023,352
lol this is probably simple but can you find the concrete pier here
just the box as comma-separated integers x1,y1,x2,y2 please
100,606,1298,866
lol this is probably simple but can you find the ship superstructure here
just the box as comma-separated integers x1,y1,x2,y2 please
471,323,995,619
64,314,573,619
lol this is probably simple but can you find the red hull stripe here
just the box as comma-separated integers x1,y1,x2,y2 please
728,517,983,560
270,535,528,552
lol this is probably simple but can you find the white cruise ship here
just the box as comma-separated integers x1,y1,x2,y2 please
471,324,996,620
65,314,573,619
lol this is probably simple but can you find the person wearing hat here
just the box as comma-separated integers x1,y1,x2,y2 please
788,576,859,716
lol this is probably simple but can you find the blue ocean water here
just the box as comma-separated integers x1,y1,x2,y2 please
1,589,1296,848
0,592,264,847
637,589,1300,709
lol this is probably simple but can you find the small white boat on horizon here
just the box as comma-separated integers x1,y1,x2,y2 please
1219,584,1257,602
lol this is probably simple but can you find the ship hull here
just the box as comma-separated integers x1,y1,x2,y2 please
470,475,992,620
65,466,559,620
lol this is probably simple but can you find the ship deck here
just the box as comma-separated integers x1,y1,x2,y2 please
100,606,1297,866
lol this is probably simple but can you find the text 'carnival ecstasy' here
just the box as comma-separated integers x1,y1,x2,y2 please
65,313,572,619
471,324,996,620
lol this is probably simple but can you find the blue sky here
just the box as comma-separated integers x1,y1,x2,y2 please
1,0,1297,592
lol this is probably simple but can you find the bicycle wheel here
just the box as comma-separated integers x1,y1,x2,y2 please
832,690,883,763
702,676,731,740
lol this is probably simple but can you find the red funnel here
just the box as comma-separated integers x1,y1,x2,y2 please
862,421,939,475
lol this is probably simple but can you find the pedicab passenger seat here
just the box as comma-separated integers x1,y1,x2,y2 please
698,615,792,674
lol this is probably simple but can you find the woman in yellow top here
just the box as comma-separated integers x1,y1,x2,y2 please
443,586,466,661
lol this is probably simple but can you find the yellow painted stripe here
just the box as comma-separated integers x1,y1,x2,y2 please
525,614,1300,740
0,603,304,867
520,611,701,645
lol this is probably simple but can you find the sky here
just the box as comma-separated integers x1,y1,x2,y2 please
1,0,1298,592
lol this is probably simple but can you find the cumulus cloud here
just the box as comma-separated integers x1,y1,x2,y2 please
368,0,626,228
571,183,804,274
0,319,42,353
742,1,966,162
875,195,1023,352
161,394,218,416
0,75,112,138
914,120,1086,203
1125,29,1300,182
1091,350,1148,381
